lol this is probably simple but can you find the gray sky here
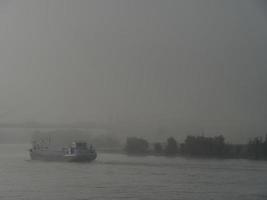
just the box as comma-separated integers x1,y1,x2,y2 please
0,0,266,142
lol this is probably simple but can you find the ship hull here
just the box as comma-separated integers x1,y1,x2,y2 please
30,151,97,162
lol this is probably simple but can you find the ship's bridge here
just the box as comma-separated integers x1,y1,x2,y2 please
71,142,88,150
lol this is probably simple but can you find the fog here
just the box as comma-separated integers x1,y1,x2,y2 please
0,0,266,143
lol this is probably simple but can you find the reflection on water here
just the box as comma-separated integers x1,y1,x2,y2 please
0,144,267,200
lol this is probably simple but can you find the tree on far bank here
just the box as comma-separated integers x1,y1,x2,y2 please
125,137,149,154
154,142,163,154
248,136,266,159
182,135,226,157
165,137,178,155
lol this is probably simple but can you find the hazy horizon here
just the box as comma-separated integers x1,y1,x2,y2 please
0,0,267,143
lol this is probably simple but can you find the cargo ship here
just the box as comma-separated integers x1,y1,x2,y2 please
29,139,97,162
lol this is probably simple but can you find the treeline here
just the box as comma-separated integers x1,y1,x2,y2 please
247,136,267,159
124,135,267,160
181,135,225,157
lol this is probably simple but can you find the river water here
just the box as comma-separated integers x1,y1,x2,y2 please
0,144,267,200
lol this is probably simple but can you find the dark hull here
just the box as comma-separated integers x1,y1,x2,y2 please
30,151,97,162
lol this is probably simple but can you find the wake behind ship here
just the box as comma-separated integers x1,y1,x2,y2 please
29,139,97,162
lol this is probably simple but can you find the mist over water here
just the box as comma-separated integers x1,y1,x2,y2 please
0,144,267,200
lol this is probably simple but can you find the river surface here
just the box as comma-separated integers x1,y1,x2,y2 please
0,144,267,200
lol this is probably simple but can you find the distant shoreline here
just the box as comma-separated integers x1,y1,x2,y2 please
97,149,267,161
